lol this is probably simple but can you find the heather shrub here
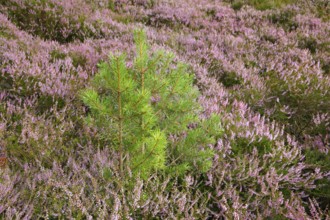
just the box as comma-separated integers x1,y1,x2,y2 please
268,10,299,32
0,144,213,219
128,0,156,8
0,69,38,98
298,36,318,54
319,47,330,75
322,60,330,75
0,0,108,43
247,0,296,10
36,95,66,115
305,149,330,210
50,48,98,71
69,52,88,68
231,137,273,156
145,6,197,29
0,72,13,91
49,49,67,62
205,7,217,17
81,30,220,178
218,71,242,88
206,135,324,218
261,34,278,44
146,6,180,28
304,0,330,21
207,60,242,88
0,25,13,39
1,97,84,169
231,1,244,11
241,67,330,211
0,15,92,168
0,0,82,43
257,70,330,141
227,0,296,11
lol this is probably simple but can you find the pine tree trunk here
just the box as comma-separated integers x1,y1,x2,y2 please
116,57,124,176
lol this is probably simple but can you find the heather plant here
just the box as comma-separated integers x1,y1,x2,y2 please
302,0,330,21
146,6,187,28
231,1,244,11
0,14,92,167
218,71,242,88
0,142,214,219
298,36,318,54
0,0,86,43
253,69,330,142
321,60,330,75
226,0,296,11
81,29,220,178
0,0,122,43
0,25,13,39
144,5,201,30
199,95,326,218
305,148,330,209
247,0,296,10
268,9,299,32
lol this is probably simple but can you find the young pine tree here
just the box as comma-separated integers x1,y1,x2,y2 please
81,29,222,179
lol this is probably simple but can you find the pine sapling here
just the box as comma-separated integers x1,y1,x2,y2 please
81,29,222,179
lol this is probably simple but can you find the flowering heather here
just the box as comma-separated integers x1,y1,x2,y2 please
0,0,330,218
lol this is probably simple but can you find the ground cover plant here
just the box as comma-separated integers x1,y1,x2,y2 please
0,0,329,219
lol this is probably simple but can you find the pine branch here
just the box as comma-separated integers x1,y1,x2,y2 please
132,132,162,171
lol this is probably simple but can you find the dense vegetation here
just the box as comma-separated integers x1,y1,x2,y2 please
0,0,329,219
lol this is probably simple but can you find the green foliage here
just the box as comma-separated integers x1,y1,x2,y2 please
108,0,116,11
111,13,133,24
81,30,221,179
231,137,273,156
310,40,330,76
0,26,14,39
265,214,287,220
261,35,277,44
248,0,295,10
0,69,39,98
298,37,318,54
219,71,242,88
50,50,67,62
36,95,66,115
321,60,330,75
268,10,299,32
255,70,330,140
207,61,242,88
305,149,330,171
231,1,244,11
69,52,88,68
50,49,88,69
228,0,296,11
0,0,71,43
0,72,13,91
0,0,104,43
308,0,330,21
304,149,330,209
205,8,217,17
